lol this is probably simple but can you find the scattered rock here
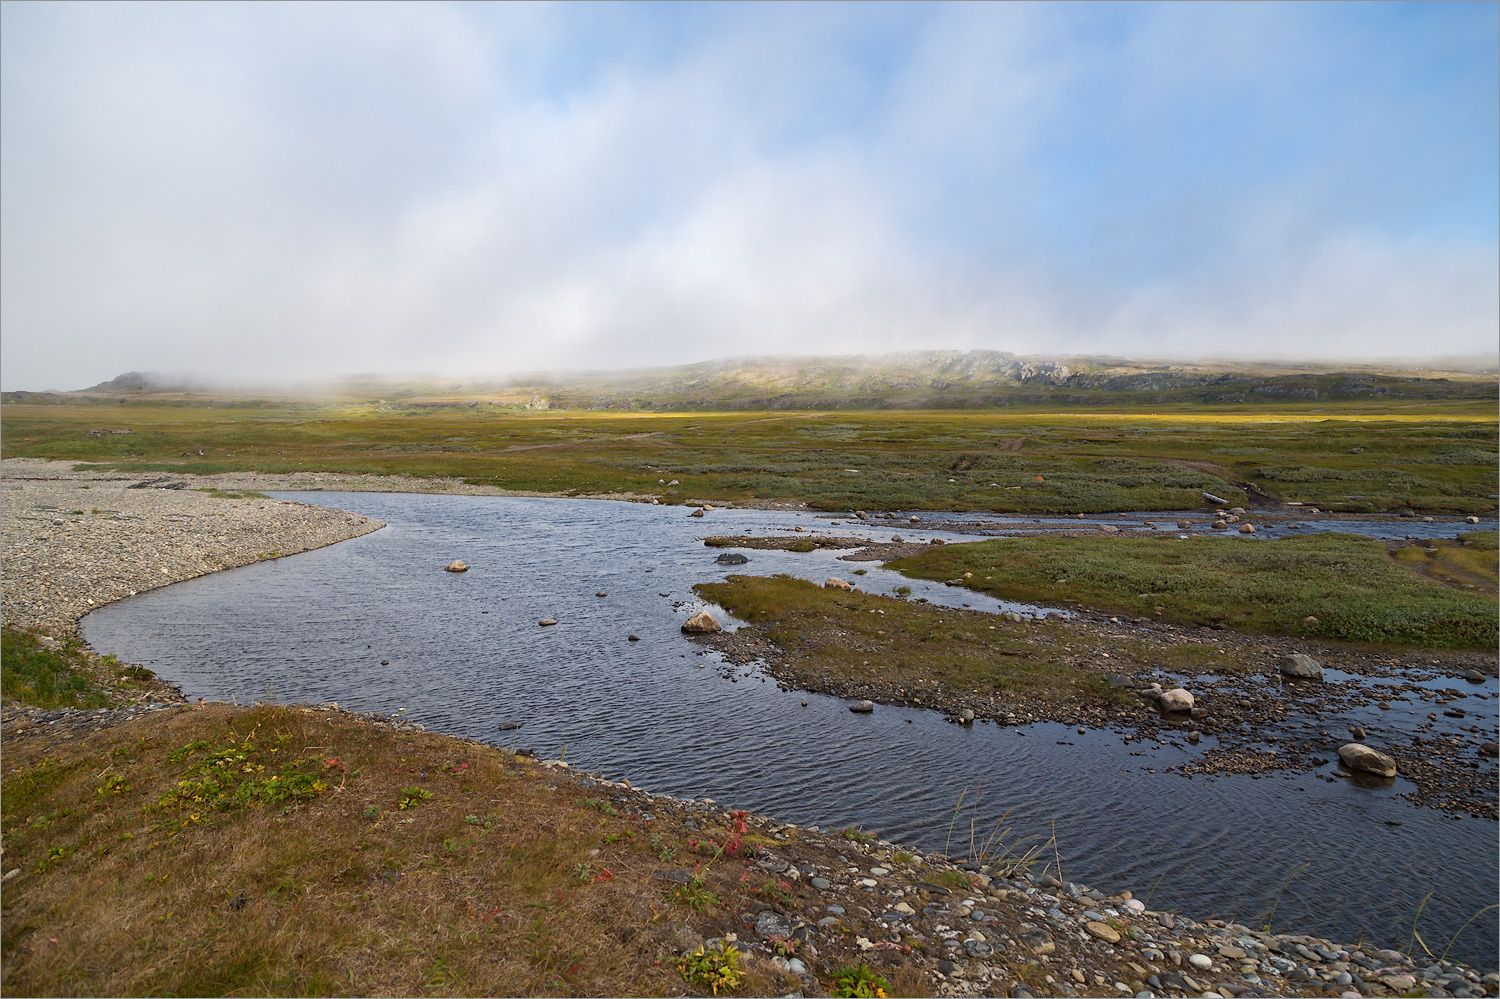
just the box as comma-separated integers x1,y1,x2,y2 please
849,700,874,714
538,618,558,627
688,508,704,518
681,611,722,634
595,590,607,597
1239,523,1255,534
1159,688,1194,713
824,578,854,591
1278,653,1324,680
715,553,749,565
1338,743,1398,777
1464,670,1485,684
444,560,468,573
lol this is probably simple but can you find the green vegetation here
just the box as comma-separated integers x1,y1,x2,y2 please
692,575,1190,707
676,941,746,995
1,703,805,997
3,401,1496,514
892,534,1498,647
1,628,107,709
830,964,892,998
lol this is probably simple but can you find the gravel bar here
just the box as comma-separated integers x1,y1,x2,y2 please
1,459,385,637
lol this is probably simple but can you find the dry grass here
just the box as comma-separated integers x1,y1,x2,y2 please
0,704,817,997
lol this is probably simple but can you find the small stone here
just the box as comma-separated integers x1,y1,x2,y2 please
1189,954,1213,970
715,553,749,565
538,618,558,626
1,869,18,882
444,560,468,572
1086,921,1121,944
849,700,874,714
1218,945,1247,960
688,508,704,517
595,591,607,597
1239,523,1255,534
964,938,994,958
1464,670,1485,683
810,877,831,890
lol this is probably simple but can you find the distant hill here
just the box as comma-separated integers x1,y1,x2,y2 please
81,371,206,394
4,351,1495,410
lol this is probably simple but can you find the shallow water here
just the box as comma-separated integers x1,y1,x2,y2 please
82,493,1499,967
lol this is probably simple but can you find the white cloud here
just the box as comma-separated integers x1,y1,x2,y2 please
2,2,1494,390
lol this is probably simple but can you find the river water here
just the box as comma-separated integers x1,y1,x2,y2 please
81,493,1499,968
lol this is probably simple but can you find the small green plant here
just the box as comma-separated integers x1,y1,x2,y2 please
676,940,745,996
581,797,617,815
97,774,130,796
893,585,912,597
767,934,798,957
830,964,890,998
363,804,380,818
572,862,595,882
669,875,720,911
397,786,431,810
651,832,677,861
892,851,914,864
852,569,867,575
758,878,795,905
841,826,873,845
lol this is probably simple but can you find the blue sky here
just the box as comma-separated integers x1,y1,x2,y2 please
2,1,1495,389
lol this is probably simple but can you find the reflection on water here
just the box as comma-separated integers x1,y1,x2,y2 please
82,493,1498,967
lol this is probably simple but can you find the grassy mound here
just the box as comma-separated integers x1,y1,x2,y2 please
1,628,108,710
891,534,1498,647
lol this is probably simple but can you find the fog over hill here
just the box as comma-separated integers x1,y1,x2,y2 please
4,351,1494,412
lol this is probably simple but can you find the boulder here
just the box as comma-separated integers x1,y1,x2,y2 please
681,611,722,634
1211,520,1228,530
824,578,854,591
1229,507,1246,515
849,700,874,714
538,618,558,626
444,560,468,573
1159,688,1194,712
688,508,705,518
1338,743,1397,777
1480,743,1499,758
1466,516,1480,524
1239,523,1255,534
1278,653,1324,680
1464,669,1485,683
715,553,749,565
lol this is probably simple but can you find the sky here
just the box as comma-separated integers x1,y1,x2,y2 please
2,1,1497,391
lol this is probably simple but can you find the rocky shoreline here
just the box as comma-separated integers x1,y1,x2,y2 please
2,458,1495,995
1,460,385,639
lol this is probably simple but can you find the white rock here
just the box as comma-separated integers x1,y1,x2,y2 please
1338,743,1398,777
681,611,722,634
1159,688,1194,712
824,577,854,591
1189,953,1213,970
444,559,468,572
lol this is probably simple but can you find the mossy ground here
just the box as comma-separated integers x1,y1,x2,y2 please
889,533,1498,648
4,402,1496,514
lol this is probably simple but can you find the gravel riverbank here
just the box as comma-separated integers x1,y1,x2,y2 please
1,460,384,638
